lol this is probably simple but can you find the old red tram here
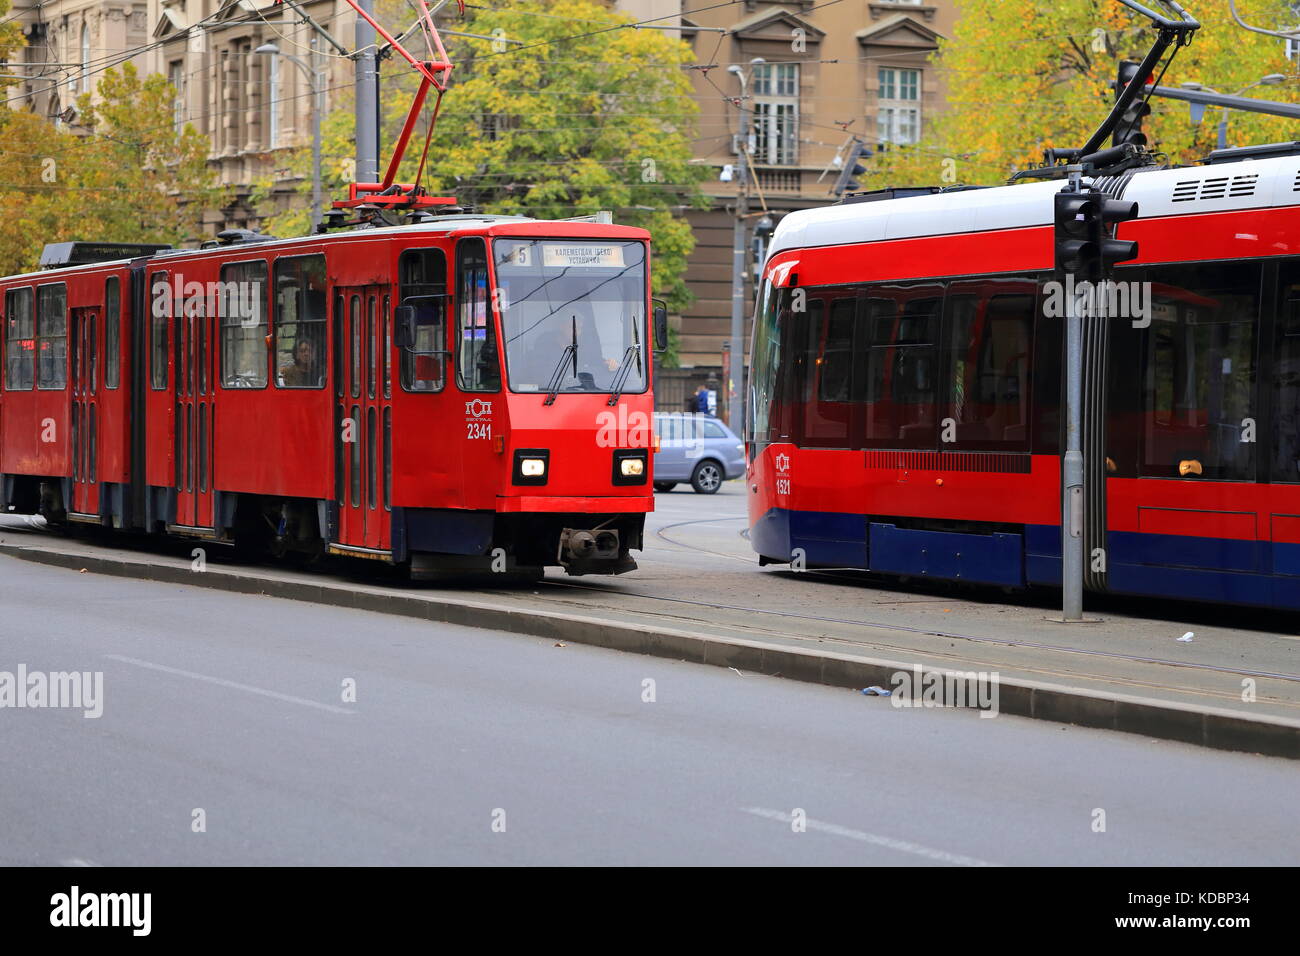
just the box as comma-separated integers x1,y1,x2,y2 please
0,218,665,576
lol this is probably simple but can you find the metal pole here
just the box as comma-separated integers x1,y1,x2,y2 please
1062,177,1085,622
727,73,749,433
354,0,379,183
729,194,747,431
1217,110,1228,150
309,38,322,230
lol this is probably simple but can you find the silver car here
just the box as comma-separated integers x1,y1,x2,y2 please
652,413,746,494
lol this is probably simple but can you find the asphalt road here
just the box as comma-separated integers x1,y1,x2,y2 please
1,552,1296,865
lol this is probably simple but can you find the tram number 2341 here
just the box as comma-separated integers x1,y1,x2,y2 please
467,422,492,440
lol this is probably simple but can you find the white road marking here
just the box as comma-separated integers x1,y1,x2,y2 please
104,655,356,715
741,807,998,866
61,858,101,867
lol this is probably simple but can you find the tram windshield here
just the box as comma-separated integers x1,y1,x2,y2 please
493,239,648,396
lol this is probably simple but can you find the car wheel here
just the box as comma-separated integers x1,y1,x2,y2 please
690,460,723,494
653,481,676,492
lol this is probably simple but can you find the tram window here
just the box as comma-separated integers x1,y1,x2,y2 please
1033,280,1063,457
802,296,855,448
1139,262,1259,481
366,297,376,399
862,284,943,448
350,296,361,399
150,273,169,390
219,261,268,388
333,293,344,398
399,249,447,393
273,255,326,389
4,287,34,390
941,281,1034,450
105,277,120,389
1271,259,1300,482
383,295,392,398
455,238,500,392
36,284,67,390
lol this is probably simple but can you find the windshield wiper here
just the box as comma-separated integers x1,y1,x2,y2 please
606,344,642,406
543,316,579,406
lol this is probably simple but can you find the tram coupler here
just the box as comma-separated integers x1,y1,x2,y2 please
558,527,636,576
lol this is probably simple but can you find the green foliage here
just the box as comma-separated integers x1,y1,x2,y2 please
253,0,708,310
868,0,1300,187
0,63,222,274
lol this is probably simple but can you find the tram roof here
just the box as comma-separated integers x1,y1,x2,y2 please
767,152,1300,260
1,215,650,284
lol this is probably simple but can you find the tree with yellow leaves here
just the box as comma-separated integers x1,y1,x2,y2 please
869,0,1300,188
253,0,708,310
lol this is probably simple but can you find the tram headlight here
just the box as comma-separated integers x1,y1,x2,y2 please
513,449,550,486
612,449,648,486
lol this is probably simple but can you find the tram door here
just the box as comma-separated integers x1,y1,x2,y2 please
174,301,215,528
69,306,98,516
333,284,392,552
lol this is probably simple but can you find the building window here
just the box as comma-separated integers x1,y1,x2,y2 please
78,24,89,96
168,61,184,131
878,67,921,145
267,53,280,147
752,63,799,165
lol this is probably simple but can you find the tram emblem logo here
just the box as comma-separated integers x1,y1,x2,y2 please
465,399,493,419
775,453,791,474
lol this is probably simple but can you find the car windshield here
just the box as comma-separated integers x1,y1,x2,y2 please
493,239,647,394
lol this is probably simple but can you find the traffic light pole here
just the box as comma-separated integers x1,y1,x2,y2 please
1062,183,1086,623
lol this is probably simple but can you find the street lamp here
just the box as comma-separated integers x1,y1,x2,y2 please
721,56,766,435
255,42,325,230
1180,74,1286,149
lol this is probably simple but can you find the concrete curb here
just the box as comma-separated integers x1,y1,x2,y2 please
3,539,1297,760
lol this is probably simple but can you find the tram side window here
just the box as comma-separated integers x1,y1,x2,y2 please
36,284,67,390
455,239,500,392
942,281,1035,450
4,287,34,390
149,272,169,390
1140,262,1259,481
749,281,811,445
105,277,120,389
862,284,944,448
1272,259,1300,482
399,248,447,392
273,255,326,388
802,295,857,448
220,261,268,388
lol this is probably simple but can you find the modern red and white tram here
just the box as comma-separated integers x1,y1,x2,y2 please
748,145,1300,609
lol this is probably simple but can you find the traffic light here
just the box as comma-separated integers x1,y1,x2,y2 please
832,140,870,197
1054,187,1140,279
1112,59,1152,149
1054,190,1098,276
1097,197,1139,270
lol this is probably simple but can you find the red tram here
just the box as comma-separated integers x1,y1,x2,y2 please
747,146,1300,609
0,218,664,576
